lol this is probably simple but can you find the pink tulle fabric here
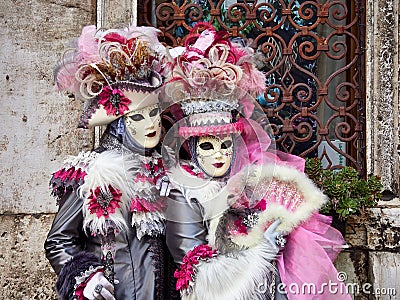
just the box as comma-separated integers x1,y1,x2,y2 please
230,104,350,299
233,117,305,173
277,213,351,300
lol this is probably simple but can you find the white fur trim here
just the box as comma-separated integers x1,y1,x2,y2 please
79,151,131,235
168,165,229,220
79,151,131,200
183,239,277,300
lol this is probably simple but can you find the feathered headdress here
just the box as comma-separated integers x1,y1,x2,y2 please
55,25,165,128
164,23,265,138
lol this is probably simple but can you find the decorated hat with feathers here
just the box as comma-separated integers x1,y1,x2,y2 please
54,25,165,128
164,22,266,138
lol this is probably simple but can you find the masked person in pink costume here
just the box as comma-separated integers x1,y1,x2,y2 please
44,25,179,300
162,23,351,300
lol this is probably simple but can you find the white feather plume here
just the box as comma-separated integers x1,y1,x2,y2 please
79,151,134,235
183,239,277,300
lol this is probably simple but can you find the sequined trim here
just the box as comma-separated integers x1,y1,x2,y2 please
73,265,104,291
181,99,238,115
179,121,244,138
98,133,123,152
78,97,99,129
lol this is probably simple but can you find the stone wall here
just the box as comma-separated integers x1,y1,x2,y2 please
0,0,95,214
0,1,139,298
0,0,95,298
335,0,400,299
366,0,400,197
335,200,400,299
0,214,57,299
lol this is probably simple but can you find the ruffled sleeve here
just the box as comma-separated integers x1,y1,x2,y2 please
177,238,278,300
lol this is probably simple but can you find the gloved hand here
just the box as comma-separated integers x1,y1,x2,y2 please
83,272,115,300
156,175,171,197
263,219,285,255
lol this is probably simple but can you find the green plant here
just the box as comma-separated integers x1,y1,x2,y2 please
305,158,383,219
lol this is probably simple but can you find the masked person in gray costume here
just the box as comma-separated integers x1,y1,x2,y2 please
44,25,179,300
162,23,349,300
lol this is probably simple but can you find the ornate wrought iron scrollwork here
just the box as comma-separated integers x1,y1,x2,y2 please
139,0,366,175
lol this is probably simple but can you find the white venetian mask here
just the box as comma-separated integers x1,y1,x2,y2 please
195,135,234,177
123,104,162,149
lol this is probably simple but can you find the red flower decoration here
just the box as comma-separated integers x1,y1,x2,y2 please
98,86,131,116
181,164,204,179
103,32,126,44
87,185,122,218
233,217,249,234
254,199,267,211
174,244,216,291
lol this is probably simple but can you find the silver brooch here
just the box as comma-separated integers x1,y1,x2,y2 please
242,212,259,228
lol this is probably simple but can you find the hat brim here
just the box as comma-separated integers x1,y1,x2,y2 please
79,92,160,128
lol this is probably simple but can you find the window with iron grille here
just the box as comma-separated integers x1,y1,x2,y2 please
138,0,366,175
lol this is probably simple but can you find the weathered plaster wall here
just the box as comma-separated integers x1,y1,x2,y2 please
0,214,57,299
0,0,95,298
96,0,137,28
0,0,95,214
0,0,140,298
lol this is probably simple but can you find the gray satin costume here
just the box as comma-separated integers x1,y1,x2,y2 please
45,131,178,300
166,180,288,300
45,192,163,299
